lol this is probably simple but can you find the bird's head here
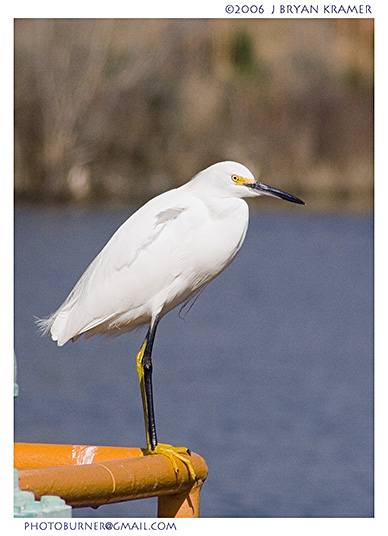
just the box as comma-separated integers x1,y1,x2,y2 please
192,161,305,205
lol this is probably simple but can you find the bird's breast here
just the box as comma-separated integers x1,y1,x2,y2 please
159,198,249,311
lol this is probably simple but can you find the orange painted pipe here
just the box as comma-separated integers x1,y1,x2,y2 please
14,443,142,469
15,443,208,518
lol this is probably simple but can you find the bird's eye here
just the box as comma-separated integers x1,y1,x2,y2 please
231,175,238,182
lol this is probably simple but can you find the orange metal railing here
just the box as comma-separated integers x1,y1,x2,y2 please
14,443,208,518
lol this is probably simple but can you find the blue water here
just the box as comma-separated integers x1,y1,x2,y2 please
14,207,373,518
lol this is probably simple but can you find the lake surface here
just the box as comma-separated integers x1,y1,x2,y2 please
14,207,373,518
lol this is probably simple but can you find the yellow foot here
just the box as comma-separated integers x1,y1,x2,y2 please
141,443,196,481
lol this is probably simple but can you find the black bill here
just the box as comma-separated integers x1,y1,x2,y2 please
245,181,305,205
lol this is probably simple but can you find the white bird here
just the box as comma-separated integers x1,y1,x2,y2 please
39,161,304,478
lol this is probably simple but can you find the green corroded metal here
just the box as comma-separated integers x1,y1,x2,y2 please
14,352,18,397
14,469,72,518
14,354,72,518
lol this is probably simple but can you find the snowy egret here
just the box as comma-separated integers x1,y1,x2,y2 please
39,161,304,479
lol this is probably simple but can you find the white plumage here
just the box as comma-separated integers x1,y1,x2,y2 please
39,161,304,346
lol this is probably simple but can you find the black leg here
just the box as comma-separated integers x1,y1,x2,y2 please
141,315,160,451
135,315,197,480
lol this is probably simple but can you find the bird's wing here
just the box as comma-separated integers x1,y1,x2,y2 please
45,189,197,344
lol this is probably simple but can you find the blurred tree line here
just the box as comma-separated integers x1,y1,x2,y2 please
14,18,373,210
